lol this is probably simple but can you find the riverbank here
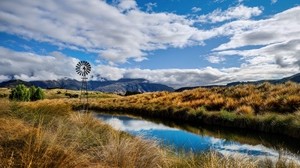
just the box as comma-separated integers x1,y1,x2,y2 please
1,99,299,167
86,82,300,139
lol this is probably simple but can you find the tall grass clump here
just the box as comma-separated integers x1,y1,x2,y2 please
0,100,169,167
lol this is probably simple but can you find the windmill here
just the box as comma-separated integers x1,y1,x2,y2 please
76,61,91,111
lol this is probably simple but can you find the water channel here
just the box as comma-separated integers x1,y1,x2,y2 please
96,113,300,161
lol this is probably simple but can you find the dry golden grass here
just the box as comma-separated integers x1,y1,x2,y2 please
86,82,300,139
91,82,300,114
236,105,254,115
1,99,299,167
0,100,168,168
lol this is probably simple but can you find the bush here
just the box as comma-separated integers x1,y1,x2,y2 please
65,93,79,98
9,84,44,101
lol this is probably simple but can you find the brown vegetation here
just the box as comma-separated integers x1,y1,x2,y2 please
0,99,168,167
86,82,300,138
1,82,300,167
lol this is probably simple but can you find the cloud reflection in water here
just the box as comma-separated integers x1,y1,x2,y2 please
97,114,299,161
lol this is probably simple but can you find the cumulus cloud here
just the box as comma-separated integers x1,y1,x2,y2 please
214,6,300,51
145,2,157,12
206,56,225,64
191,7,201,13
0,45,298,88
0,0,213,64
0,1,299,87
0,47,80,81
117,0,137,12
208,6,300,79
198,5,262,23
93,66,228,88
271,0,278,4
0,46,227,88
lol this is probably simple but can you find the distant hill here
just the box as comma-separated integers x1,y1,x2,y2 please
175,73,300,92
0,78,174,95
226,73,300,86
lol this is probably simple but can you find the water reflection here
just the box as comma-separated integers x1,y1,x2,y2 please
97,113,300,160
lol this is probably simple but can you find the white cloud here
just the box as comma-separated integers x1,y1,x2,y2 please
98,116,177,131
0,45,298,88
0,1,299,87
0,47,226,88
0,0,212,64
191,7,201,13
209,7,300,80
92,66,228,88
198,5,262,23
214,6,300,51
0,47,80,81
117,0,137,12
271,0,278,4
206,56,225,64
145,2,157,12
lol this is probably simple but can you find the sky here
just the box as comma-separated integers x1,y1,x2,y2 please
0,0,299,88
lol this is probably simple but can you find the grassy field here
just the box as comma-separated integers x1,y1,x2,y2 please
86,82,300,139
1,83,300,167
0,99,299,167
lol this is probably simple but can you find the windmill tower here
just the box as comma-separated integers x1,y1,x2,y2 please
76,61,91,112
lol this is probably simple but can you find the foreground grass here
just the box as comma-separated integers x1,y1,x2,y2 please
86,82,300,139
0,99,299,167
0,99,168,167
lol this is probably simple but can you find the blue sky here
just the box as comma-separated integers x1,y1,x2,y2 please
0,0,299,88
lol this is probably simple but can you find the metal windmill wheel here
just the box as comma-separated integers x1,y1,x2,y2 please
76,60,91,112
76,61,91,77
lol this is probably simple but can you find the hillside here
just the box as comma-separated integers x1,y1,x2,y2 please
227,73,300,86
176,73,300,91
0,78,174,95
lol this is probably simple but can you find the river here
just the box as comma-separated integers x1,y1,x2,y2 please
96,112,300,160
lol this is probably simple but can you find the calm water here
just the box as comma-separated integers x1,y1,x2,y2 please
97,113,300,160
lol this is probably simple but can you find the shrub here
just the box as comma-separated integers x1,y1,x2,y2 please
65,93,79,98
220,110,236,121
9,84,31,101
30,86,45,101
9,84,44,101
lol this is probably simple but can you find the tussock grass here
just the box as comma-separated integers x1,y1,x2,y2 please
87,82,300,138
0,100,168,167
0,99,299,167
172,151,258,168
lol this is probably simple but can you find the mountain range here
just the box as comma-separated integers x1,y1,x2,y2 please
226,73,300,86
0,73,299,94
0,78,174,95
175,73,300,92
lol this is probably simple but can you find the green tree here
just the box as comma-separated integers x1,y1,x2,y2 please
9,84,30,101
33,87,45,101
29,86,37,101
9,84,44,101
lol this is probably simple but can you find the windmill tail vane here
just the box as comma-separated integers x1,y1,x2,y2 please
75,61,91,112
